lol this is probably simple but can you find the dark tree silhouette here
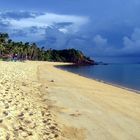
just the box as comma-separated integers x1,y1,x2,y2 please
0,32,94,65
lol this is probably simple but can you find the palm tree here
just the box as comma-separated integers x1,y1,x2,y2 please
0,44,5,55
0,33,9,44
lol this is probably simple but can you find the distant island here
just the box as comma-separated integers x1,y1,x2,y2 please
0,33,94,65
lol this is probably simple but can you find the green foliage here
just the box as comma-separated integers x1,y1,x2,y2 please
0,32,94,64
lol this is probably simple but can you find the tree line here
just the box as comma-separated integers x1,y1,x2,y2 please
0,33,94,64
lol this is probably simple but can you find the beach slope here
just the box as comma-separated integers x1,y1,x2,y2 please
38,62,140,140
0,61,140,140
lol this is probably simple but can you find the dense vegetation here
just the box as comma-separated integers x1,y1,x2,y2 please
0,33,94,65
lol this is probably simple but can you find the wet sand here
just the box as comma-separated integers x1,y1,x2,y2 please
0,61,140,140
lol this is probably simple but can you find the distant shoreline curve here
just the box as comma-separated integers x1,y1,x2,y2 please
55,64,140,94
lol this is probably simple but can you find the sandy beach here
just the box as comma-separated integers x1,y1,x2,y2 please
0,61,61,140
0,61,140,140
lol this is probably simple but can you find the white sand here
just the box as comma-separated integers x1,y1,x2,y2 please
0,61,140,140
0,61,60,140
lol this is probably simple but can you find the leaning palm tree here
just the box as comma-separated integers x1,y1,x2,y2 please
0,44,5,56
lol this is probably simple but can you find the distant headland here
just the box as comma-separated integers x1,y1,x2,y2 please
0,33,94,65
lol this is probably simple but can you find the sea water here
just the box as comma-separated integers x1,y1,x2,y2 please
58,64,140,91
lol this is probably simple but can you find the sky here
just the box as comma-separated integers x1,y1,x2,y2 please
0,0,140,62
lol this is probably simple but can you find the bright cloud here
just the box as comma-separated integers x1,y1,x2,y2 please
0,11,89,42
2,12,89,31
123,28,140,55
93,35,108,47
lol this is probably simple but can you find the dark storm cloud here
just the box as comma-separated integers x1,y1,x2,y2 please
0,0,140,59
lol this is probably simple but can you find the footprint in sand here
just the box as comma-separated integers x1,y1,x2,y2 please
70,111,82,117
5,103,9,109
50,80,55,82
18,112,24,118
8,100,12,103
0,119,3,123
3,111,8,116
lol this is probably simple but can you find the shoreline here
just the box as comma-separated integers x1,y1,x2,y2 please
0,61,140,140
39,62,140,140
56,64,140,94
